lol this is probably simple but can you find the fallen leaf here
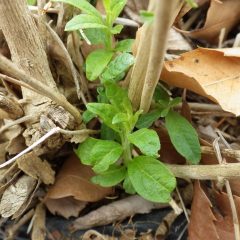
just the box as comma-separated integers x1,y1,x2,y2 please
17,152,55,185
0,175,37,218
44,197,87,219
46,154,113,202
188,181,219,240
179,0,240,44
161,47,240,116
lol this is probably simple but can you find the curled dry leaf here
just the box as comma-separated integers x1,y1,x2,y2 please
0,175,37,218
46,154,113,202
44,197,87,219
178,0,240,44
161,48,240,116
188,181,218,240
17,152,55,185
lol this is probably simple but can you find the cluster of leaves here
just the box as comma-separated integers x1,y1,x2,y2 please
53,0,135,83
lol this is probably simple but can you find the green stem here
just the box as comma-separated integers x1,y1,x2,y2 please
120,131,132,165
105,11,113,50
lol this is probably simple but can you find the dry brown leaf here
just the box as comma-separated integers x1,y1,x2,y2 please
161,47,240,116
188,181,219,240
179,0,240,44
46,154,113,202
17,152,55,185
44,197,87,219
6,134,26,155
0,175,37,218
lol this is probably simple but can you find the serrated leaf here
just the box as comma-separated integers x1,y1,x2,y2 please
165,110,201,164
111,24,123,34
101,53,135,83
87,103,119,131
91,165,126,187
115,39,134,53
86,49,113,81
128,128,160,157
105,83,132,114
123,174,136,194
128,156,176,203
52,0,102,18
136,110,162,129
76,138,123,173
65,14,106,31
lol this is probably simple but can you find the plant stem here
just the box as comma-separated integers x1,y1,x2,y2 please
120,131,132,165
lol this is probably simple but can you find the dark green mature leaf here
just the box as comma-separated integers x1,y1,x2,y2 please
101,53,135,83
128,128,160,157
115,39,134,53
123,174,136,194
82,109,96,124
154,85,170,107
105,83,132,114
86,49,113,81
91,165,126,187
87,103,119,131
165,110,201,164
136,110,162,129
128,156,176,203
101,123,116,140
52,0,102,18
65,14,106,31
76,138,123,173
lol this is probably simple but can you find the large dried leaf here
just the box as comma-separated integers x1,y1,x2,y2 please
17,152,55,185
188,181,219,240
0,175,37,218
44,197,87,219
46,154,113,202
161,48,240,116
179,0,240,44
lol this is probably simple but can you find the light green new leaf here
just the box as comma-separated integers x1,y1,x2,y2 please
128,156,176,203
101,53,135,83
65,14,107,31
165,110,201,164
27,0,36,5
136,109,162,129
111,0,127,21
87,103,119,131
76,138,123,173
83,28,107,45
128,128,160,157
111,24,123,34
112,112,128,124
52,0,102,18
139,10,154,23
86,49,113,81
115,39,134,53
105,83,132,114
91,165,126,187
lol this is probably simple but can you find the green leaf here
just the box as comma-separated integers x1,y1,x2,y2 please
169,97,182,107
111,0,127,21
139,10,154,23
128,156,176,203
105,83,132,114
123,174,136,194
111,24,123,34
136,110,162,129
154,85,170,107
101,123,116,140
86,49,113,81
76,138,123,173
27,0,36,5
128,128,160,157
87,103,119,131
52,0,102,18
82,109,96,123
115,39,134,53
165,110,201,164
65,14,107,31
103,0,111,11
101,53,135,83
112,112,128,124
83,28,107,45
91,165,126,187
185,0,198,8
